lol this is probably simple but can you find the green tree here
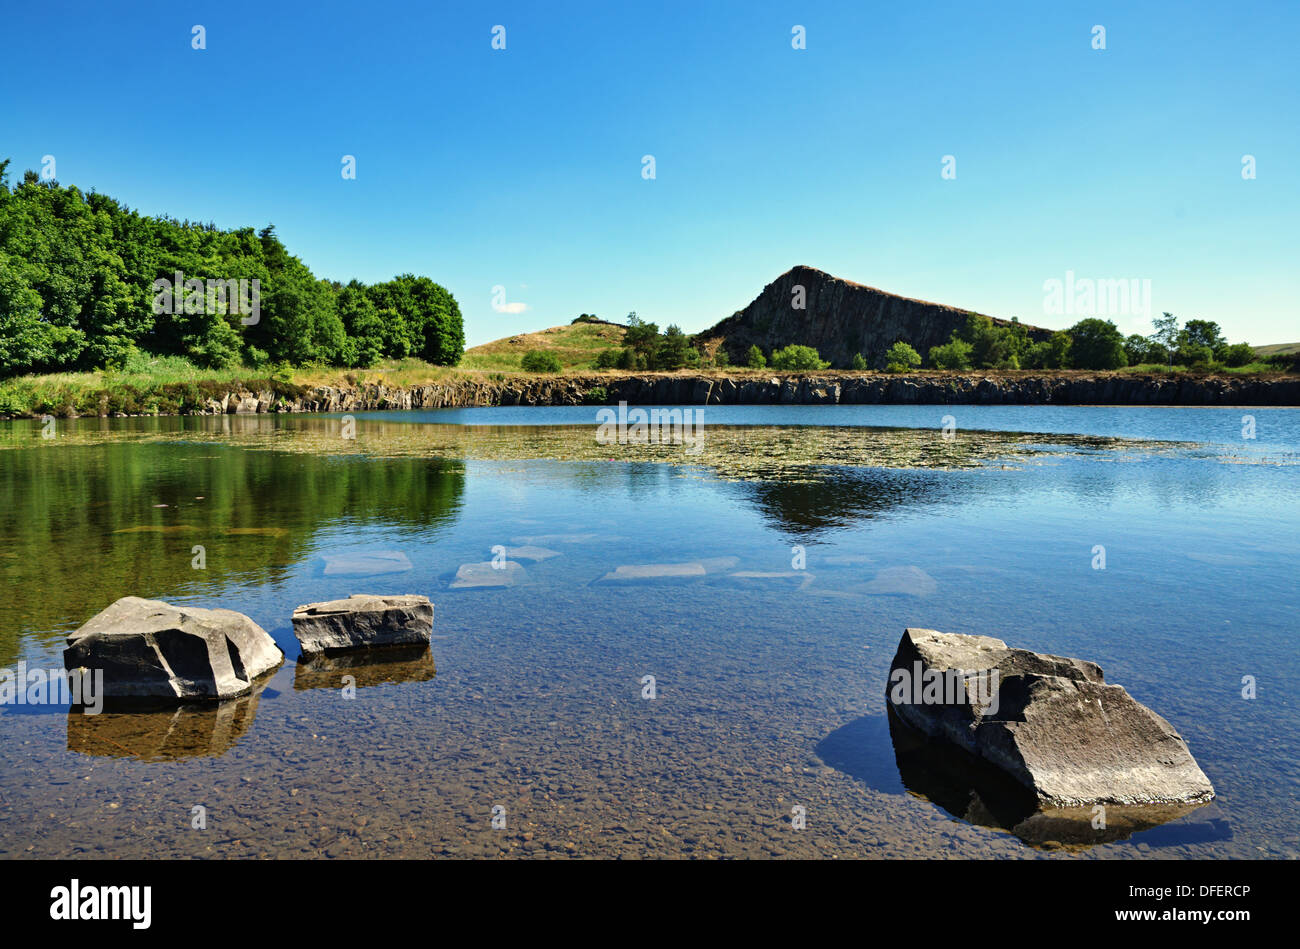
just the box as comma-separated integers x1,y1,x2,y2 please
929,336,973,370
850,352,867,370
1150,312,1179,365
657,324,699,370
883,341,922,373
1067,319,1128,370
770,344,830,371
744,344,766,368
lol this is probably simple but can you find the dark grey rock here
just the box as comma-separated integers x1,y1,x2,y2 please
292,594,433,656
64,596,283,702
886,628,1215,807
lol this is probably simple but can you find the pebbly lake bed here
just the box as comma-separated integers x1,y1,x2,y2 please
0,404,1297,859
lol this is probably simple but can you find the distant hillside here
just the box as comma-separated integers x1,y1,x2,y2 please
461,318,626,371
1254,342,1300,357
696,265,1053,369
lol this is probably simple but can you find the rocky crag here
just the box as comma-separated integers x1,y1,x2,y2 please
695,265,1054,368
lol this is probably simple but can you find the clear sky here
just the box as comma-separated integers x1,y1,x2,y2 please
2,0,1296,346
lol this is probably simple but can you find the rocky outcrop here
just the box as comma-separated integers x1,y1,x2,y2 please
886,628,1215,807
291,594,433,656
695,266,1054,369
170,371,1300,413
64,597,283,703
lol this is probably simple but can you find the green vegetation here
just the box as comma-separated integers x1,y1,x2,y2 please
462,319,626,371
884,341,922,373
770,344,831,371
744,345,766,368
0,159,463,378
850,352,867,370
928,337,973,370
520,350,563,373
916,309,1284,374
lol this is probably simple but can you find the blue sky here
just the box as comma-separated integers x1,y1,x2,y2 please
3,0,1297,346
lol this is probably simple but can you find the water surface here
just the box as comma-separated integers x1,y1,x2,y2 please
0,406,1296,859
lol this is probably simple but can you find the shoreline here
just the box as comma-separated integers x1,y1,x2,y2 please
3,368,1299,419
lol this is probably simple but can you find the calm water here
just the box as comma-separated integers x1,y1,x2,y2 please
0,405,1297,859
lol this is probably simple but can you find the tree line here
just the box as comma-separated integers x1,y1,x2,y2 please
884,312,1267,373
0,160,464,377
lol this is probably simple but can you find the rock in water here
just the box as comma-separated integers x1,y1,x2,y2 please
64,597,283,702
885,628,1215,807
292,594,433,656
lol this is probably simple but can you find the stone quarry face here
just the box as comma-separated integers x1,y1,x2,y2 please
291,594,433,657
885,628,1215,807
63,596,283,703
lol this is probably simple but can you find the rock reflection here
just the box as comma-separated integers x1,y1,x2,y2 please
293,646,436,691
67,677,272,761
883,710,1222,850
818,711,1226,851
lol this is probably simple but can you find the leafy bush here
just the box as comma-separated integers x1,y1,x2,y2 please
744,345,766,369
928,337,973,370
1219,342,1257,368
584,385,608,404
520,350,562,373
594,349,620,369
770,345,830,371
713,349,730,368
1066,319,1127,370
883,341,921,373
850,352,867,370
571,313,601,324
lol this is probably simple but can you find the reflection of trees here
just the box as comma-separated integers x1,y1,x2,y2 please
0,440,464,663
726,467,965,536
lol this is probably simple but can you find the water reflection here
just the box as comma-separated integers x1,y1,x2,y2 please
728,468,963,535
817,711,1226,851
0,443,465,663
66,678,275,761
293,646,436,691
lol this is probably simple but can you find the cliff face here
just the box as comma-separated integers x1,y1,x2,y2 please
57,371,1299,418
697,266,1053,368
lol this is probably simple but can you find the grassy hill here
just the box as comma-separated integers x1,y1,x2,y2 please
1254,342,1300,357
460,319,627,371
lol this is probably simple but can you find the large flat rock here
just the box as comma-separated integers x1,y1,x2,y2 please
886,628,1215,807
292,594,433,656
63,597,283,703
450,561,527,588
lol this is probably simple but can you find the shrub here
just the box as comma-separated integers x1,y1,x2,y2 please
744,345,766,369
850,352,867,370
1066,319,1127,370
713,349,731,368
584,385,608,404
594,349,620,369
1219,342,1256,368
571,313,601,324
770,344,830,371
520,350,562,373
928,337,973,370
883,341,922,373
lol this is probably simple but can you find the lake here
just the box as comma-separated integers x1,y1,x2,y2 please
0,404,1297,858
